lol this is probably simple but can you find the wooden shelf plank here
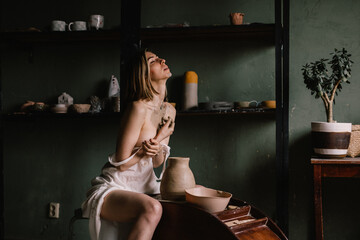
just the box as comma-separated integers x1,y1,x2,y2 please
0,30,122,44
2,108,275,120
0,24,275,45
2,112,123,120
141,24,275,42
177,108,276,116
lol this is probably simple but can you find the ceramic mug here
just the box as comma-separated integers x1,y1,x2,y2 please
51,20,66,31
88,14,104,30
68,21,87,31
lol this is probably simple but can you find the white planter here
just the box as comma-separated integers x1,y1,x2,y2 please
311,121,352,158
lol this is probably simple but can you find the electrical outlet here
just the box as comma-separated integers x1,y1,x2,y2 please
49,202,60,218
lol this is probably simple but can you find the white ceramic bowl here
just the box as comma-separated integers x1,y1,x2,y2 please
185,186,232,213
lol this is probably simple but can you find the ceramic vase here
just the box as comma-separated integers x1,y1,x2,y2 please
183,71,198,110
160,157,196,200
311,121,352,158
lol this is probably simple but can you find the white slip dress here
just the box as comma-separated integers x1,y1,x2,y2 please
81,144,170,240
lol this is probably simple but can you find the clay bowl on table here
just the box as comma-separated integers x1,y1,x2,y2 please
185,186,232,213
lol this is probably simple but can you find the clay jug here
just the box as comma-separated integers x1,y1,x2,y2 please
160,157,196,200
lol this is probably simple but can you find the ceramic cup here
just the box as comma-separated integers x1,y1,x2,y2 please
51,20,66,31
68,21,87,31
229,12,244,25
88,14,104,30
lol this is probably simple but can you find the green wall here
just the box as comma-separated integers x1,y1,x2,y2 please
1,0,360,239
290,1,360,239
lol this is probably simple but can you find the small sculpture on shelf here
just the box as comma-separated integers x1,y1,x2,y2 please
108,75,121,112
108,75,120,98
58,92,73,106
89,95,102,113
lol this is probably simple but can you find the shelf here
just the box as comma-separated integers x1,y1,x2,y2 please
0,24,275,45
141,24,275,43
177,107,275,116
2,112,123,120
2,108,275,120
0,30,122,44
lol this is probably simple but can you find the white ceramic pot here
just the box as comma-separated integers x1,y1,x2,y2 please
183,71,198,110
311,121,352,158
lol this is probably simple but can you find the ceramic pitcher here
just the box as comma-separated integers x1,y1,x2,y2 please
160,157,196,200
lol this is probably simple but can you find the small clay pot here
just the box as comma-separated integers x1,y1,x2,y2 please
229,13,244,25
160,157,196,201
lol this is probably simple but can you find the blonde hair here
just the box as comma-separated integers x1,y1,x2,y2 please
126,49,159,101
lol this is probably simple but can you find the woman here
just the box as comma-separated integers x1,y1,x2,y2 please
82,49,176,240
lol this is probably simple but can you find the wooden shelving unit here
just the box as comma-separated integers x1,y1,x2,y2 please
0,0,289,237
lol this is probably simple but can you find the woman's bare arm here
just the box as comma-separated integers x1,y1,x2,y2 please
114,101,147,171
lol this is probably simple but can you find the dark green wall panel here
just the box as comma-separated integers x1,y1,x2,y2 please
2,0,360,239
290,0,360,239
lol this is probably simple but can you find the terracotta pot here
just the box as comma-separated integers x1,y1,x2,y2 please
160,157,196,200
311,121,352,158
229,13,244,25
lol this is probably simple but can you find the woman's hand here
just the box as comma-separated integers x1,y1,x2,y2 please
142,138,161,156
155,117,175,143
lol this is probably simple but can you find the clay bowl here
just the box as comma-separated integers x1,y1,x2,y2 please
71,104,91,113
261,100,276,109
51,104,68,113
185,186,232,213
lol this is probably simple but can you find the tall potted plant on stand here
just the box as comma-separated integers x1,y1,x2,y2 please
302,48,354,158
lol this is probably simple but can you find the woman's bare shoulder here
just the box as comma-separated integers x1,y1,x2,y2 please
163,102,176,118
164,102,176,110
128,100,148,116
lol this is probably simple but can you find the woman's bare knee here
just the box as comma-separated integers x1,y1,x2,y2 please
140,198,162,224
100,191,162,224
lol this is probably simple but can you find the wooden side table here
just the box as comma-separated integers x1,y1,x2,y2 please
311,157,360,240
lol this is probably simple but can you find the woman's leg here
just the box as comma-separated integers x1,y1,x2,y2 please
100,190,162,240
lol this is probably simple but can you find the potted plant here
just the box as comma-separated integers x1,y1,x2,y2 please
302,48,353,158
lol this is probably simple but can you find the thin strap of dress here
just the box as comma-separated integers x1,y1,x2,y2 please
158,144,171,180
108,147,141,167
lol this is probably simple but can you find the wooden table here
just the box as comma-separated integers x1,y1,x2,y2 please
153,197,287,240
311,157,360,240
